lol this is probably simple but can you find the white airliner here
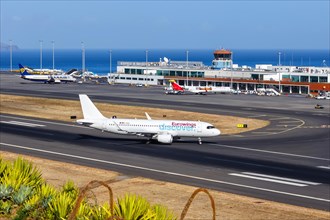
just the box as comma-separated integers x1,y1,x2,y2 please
168,80,233,95
77,94,221,144
19,64,76,83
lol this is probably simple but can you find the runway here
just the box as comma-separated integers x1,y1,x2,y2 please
1,72,329,210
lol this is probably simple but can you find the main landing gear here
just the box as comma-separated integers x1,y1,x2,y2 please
198,137,202,145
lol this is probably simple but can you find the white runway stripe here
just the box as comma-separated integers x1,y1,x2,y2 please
1,121,45,127
317,166,330,170
243,172,321,185
229,172,321,187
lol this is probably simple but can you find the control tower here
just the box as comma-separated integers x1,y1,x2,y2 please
212,49,233,70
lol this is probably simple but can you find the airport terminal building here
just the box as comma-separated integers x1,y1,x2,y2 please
109,49,330,95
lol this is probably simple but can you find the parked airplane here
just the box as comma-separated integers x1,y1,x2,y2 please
76,94,220,144
19,64,76,83
168,80,232,95
21,66,65,75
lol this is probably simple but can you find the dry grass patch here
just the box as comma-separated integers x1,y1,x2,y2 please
0,94,269,134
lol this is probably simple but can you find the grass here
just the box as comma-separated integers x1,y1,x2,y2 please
0,94,269,135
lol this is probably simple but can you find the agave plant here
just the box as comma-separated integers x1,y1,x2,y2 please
0,184,13,200
48,192,76,219
75,202,92,220
61,180,79,202
1,157,43,191
15,184,57,219
89,203,112,220
39,183,57,208
13,185,33,205
0,158,8,177
1,157,180,220
152,204,177,220
0,200,12,215
114,194,155,220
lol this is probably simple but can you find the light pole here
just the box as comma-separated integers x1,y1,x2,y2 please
186,50,189,86
39,40,43,69
145,49,148,85
9,40,12,71
278,52,281,93
278,51,281,66
52,41,55,70
81,41,85,73
230,51,233,89
109,49,112,74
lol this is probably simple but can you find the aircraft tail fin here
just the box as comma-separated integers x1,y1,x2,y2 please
169,80,184,91
145,112,152,120
18,64,31,76
79,94,106,120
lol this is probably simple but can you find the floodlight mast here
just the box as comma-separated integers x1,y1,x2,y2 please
39,40,43,69
52,40,55,70
9,40,12,71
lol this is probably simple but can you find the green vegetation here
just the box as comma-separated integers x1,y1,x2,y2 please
1,157,215,220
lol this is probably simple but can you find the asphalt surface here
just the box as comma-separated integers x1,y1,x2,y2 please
1,72,329,211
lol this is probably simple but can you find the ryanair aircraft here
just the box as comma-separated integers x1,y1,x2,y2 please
19,64,76,83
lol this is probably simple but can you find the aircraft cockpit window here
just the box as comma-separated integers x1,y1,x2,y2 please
207,126,215,129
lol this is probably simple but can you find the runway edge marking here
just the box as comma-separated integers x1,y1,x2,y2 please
1,142,329,203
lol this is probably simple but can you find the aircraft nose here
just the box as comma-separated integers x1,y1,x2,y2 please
214,129,221,136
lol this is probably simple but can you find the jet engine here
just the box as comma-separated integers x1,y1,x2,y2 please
157,134,173,144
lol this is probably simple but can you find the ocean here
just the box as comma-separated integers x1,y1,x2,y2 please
1,49,329,75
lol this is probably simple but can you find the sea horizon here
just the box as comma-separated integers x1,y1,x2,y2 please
1,48,329,75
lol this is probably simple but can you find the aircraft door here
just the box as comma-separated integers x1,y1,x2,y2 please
197,121,202,133
102,121,107,131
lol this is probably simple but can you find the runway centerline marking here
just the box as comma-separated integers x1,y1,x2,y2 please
209,143,329,161
1,142,329,203
0,115,94,130
247,114,267,118
0,121,45,127
203,157,289,170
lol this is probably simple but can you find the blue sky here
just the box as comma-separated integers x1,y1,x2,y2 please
1,0,329,49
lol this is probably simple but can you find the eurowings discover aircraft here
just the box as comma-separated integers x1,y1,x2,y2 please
168,80,232,95
18,64,76,83
76,94,220,144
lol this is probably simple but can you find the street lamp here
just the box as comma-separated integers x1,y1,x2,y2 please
39,40,43,69
109,49,112,74
9,40,12,72
278,51,281,66
81,41,85,73
52,41,55,70
278,51,281,93
145,49,148,85
186,50,189,86
230,51,234,89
